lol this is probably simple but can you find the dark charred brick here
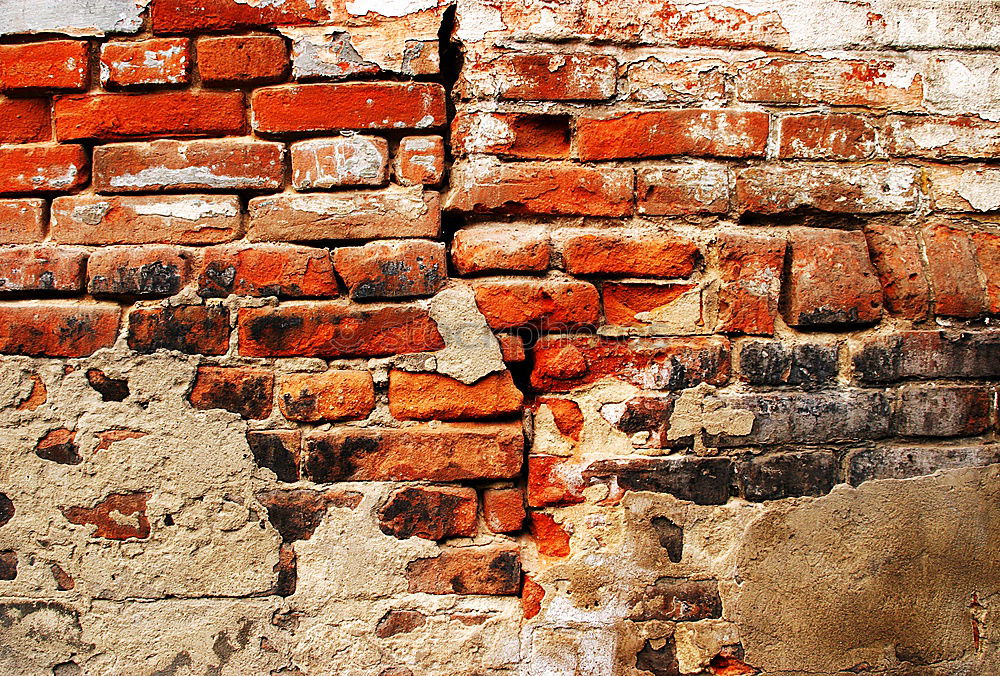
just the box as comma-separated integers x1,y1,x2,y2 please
275,543,296,597
736,451,837,502
87,247,187,298
376,610,427,638
377,486,477,541
247,430,300,482
333,240,447,301
651,516,683,563
62,493,150,540
51,564,75,591
128,305,231,355
0,551,16,580
892,385,992,437
86,369,129,401
189,366,274,420
740,341,838,389
855,331,1000,384
0,493,13,527
604,395,691,449
35,428,82,465
847,444,1000,485
406,545,521,595
853,335,903,384
257,488,362,543
631,578,723,622
787,343,839,389
584,457,733,505
635,639,680,676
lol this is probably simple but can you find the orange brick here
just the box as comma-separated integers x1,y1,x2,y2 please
379,486,477,541
278,371,375,423
562,232,699,278
864,226,930,320
483,488,525,533
0,98,50,143
198,35,288,85
394,136,444,186
636,164,731,215
388,370,524,421
189,366,274,420
472,279,600,330
0,246,87,294
0,199,46,244
333,240,446,300
451,225,550,275
0,303,120,357
0,41,89,91
452,112,571,159
290,136,388,189
406,545,520,595
603,283,698,325
922,222,986,318
198,244,337,299
974,231,1000,315
715,233,786,335
87,246,189,298
152,0,329,32
0,145,88,194
100,39,189,88
779,113,876,160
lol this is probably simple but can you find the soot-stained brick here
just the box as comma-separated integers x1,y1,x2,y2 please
736,451,837,501
86,368,129,401
631,578,723,622
583,457,733,505
378,486,477,541
651,516,684,563
247,431,300,482
35,428,82,465
256,488,361,543
0,493,14,527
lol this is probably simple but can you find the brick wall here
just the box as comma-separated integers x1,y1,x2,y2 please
2,0,1000,674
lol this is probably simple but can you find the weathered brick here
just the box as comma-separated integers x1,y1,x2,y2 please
35,428,81,465
127,305,230,355
238,303,443,358
0,199,46,244
854,331,1000,384
584,457,733,505
884,115,1000,160
529,512,570,557
892,385,992,437
197,35,288,85
388,370,524,421
538,397,585,441
921,222,986,318
151,0,329,33
599,395,688,450
256,488,361,543
0,144,88,194
303,422,524,482
198,244,337,299
93,139,284,193
0,493,13,527
378,486,477,541
636,163,731,215
451,225,550,275
62,493,150,540
291,136,388,190
736,451,837,502
0,98,50,143
247,430,300,483
739,341,839,390
248,188,440,243
0,303,120,356
630,579,723,623
252,82,446,134
848,444,1000,485
472,279,600,330
736,165,918,214
973,231,1000,314
563,231,699,278
483,488,525,534
0,551,15,580
620,57,727,103
189,366,274,420
333,240,446,300
487,52,616,101
51,195,241,245
446,160,634,217
100,39,188,88
715,232,785,335
782,229,883,327
451,112,571,159
277,371,374,423
87,245,188,298
602,282,699,327
406,545,521,595
394,136,444,186
704,390,890,447
0,41,88,91
0,246,86,294
577,110,769,161
376,610,426,639
527,455,586,508
531,335,730,392
778,114,876,160
927,166,1000,213
863,225,931,320
737,58,923,108
55,91,245,141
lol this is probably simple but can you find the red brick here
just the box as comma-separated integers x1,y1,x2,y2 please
0,303,120,357
884,115,1000,160
333,240,446,300
388,370,524,421
494,53,616,101
406,545,521,595
251,82,446,134
452,112,571,159
974,231,1000,314
537,398,584,441
127,305,230,355
451,225,550,275
303,422,524,482
530,335,731,392
562,231,699,278
198,244,337,299
93,139,284,193
375,610,426,638
0,199,45,244
55,91,245,141
0,41,88,91
62,493,150,540
527,455,586,508
922,222,986,318
51,195,240,245
522,577,544,619
529,512,570,558
198,35,288,85
248,188,440,243
864,226,930,320
472,279,600,330
603,283,698,325
290,136,388,189
100,39,189,88
88,245,189,298
636,164,730,215
715,233,786,335
0,551,15,580
737,58,924,108
736,165,918,214
278,370,375,423
783,229,883,327
778,114,877,160
378,486,477,541
576,110,769,161
0,98,50,144
927,166,1000,212
445,160,633,217
189,366,274,420
151,0,329,32
0,246,86,294
0,145,88,194
483,488,525,534
498,334,526,363
394,136,444,186
238,303,444,358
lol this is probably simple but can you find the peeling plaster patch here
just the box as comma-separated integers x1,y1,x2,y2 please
956,172,1000,212
132,199,240,221
109,167,254,190
0,0,150,36
346,0,442,17
667,385,755,441
427,284,504,384
71,202,112,226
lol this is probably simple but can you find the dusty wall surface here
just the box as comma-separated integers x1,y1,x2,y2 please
1,0,1000,674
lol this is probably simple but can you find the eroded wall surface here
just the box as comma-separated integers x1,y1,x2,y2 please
1,0,1000,674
